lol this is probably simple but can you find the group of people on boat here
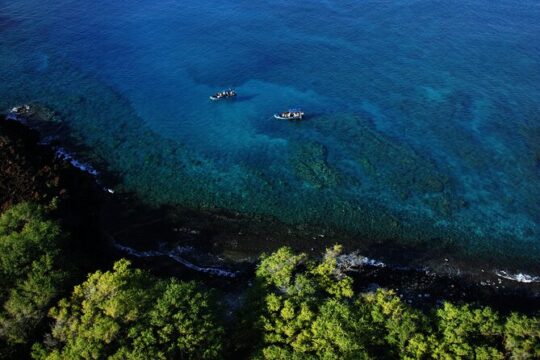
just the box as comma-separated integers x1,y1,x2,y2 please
210,89,305,120
274,109,304,120
210,89,237,100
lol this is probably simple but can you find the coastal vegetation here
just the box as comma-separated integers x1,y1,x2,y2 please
0,203,67,358
0,206,538,359
31,259,223,360
0,118,539,359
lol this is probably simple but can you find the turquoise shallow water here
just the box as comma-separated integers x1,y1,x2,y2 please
0,0,539,269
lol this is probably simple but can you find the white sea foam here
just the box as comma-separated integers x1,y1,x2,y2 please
55,147,99,177
364,258,386,267
6,111,99,177
495,271,540,283
337,252,386,272
113,241,239,278
5,109,115,192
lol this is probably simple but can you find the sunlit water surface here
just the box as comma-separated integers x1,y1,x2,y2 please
1,0,539,270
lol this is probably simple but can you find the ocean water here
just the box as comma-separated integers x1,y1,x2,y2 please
1,0,539,270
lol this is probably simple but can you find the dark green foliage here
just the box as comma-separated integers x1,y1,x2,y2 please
0,203,61,288
0,209,537,360
33,259,224,360
431,303,504,359
504,313,540,359
0,203,66,358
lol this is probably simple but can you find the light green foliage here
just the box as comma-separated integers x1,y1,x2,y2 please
256,247,308,291
33,259,155,359
253,246,369,359
362,289,431,359
33,259,224,360
249,247,540,360
309,299,371,359
256,245,353,299
0,203,66,356
309,245,353,298
432,303,504,359
0,218,534,360
504,313,540,359
259,297,371,360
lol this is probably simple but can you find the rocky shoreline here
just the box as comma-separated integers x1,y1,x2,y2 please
1,107,539,314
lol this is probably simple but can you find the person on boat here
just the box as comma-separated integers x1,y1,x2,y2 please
275,109,304,119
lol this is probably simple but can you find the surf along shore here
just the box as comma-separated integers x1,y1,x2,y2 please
1,105,539,313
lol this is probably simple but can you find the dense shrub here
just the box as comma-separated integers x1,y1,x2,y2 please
0,202,538,359
240,246,540,360
32,259,224,360
0,203,66,359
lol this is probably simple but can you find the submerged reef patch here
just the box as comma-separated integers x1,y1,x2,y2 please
311,114,458,216
0,47,539,271
289,141,339,189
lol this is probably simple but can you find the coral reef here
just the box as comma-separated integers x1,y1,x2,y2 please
289,141,339,188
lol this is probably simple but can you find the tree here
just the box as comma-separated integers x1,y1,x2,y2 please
0,203,66,358
33,259,224,360
431,303,504,359
309,299,371,359
125,280,224,360
362,289,432,359
251,246,371,359
504,312,540,359
0,203,61,292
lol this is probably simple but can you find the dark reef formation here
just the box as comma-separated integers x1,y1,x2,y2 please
290,141,339,189
1,53,538,270
1,111,539,314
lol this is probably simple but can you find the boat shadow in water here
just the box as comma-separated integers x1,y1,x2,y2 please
234,94,258,102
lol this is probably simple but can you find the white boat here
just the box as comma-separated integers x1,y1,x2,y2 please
210,89,237,101
274,109,304,120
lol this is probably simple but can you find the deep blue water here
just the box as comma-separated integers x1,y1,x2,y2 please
1,0,539,269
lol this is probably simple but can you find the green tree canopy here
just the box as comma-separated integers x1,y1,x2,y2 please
33,259,224,360
431,303,504,360
504,312,540,359
241,246,540,360
0,203,66,358
251,246,372,359
0,203,62,290
362,289,432,359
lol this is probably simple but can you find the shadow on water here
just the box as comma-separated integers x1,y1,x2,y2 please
234,94,258,102
100,190,540,313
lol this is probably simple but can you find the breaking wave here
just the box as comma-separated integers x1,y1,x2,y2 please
495,271,540,283
112,241,239,278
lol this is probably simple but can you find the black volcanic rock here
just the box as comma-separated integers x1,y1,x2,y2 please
0,114,107,268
